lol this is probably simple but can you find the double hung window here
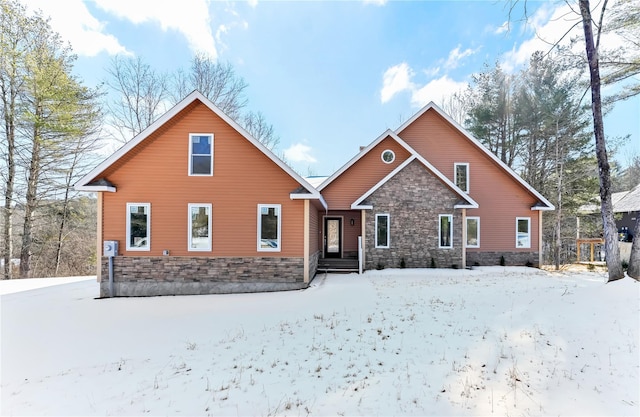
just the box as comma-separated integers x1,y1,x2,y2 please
189,134,213,175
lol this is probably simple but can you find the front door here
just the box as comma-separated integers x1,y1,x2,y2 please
324,217,342,258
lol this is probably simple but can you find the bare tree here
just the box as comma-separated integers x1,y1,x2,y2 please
242,111,279,150
440,90,470,126
171,53,248,120
105,55,169,142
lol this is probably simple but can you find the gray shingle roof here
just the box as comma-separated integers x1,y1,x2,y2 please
615,183,640,213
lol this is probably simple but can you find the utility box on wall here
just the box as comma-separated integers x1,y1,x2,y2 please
103,240,118,257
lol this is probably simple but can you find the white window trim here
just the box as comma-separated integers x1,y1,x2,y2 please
126,203,150,251
466,216,480,248
381,149,395,164
188,203,212,252
454,162,469,193
516,217,531,249
257,204,282,252
375,213,390,248
439,214,453,249
188,133,214,176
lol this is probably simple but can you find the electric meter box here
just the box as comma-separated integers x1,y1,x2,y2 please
103,240,119,257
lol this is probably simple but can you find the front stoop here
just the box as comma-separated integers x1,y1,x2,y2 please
317,257,359,273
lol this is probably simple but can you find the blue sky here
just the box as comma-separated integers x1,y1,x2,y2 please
26,0,639,176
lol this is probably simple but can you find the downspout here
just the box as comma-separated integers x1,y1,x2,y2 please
360,210,366,272
461,208,467,269
96,192,103,282
109,255,114,297
303,200,310,283
539,210,543,267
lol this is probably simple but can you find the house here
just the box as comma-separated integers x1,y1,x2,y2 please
76,91,554,297
613,184,640,242
577,183,639,242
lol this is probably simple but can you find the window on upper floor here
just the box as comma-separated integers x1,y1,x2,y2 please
258,204,281,251
188,204,212,251
439,214,453,248
189,134,213,176
454,163,469,193
126,203,150,251
375,213,390,248
466,216,480,248
381,150,395,164
516,217,531,248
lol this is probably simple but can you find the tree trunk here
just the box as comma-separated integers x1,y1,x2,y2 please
579,0,623,281
54,174,71,276
554,133,563,271
54,152,78,276
628,217,640,280
2,115,15,280
19,104,42,278
1,59,18,280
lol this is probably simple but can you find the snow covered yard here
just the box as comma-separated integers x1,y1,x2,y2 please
1,267,638,416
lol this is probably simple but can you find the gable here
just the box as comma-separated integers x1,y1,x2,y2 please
396,104,553,210
352,155,477,210
97,102,300,192
75,91,325,208
363,158,463,209
320,134,412,210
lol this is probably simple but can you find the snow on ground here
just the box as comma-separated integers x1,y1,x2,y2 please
0,276,95,296
1,267,638,416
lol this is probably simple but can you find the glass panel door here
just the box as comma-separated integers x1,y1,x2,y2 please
324,217,342,258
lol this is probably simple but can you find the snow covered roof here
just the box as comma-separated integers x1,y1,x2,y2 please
304,176,329,189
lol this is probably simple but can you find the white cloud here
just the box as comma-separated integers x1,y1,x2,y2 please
284,143,317,163
501,1,629,73
380,62,467,108
444,45,479,70
494,21,509,35
24,0,131,57
93,0,218,58
380,63,415,103
411,75,468,108
501,3,583,72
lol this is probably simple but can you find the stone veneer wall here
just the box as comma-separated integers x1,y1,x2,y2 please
466,251,539,267
100,256,306,297
309,250,321,282
364,160,463,270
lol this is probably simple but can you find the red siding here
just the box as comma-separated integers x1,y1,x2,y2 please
322,137,411,210
398,110,541,252
100,101,306,257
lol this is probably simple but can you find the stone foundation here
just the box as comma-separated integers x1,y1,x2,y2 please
309,250,320,282
466,251,539,267
100,256,308,297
